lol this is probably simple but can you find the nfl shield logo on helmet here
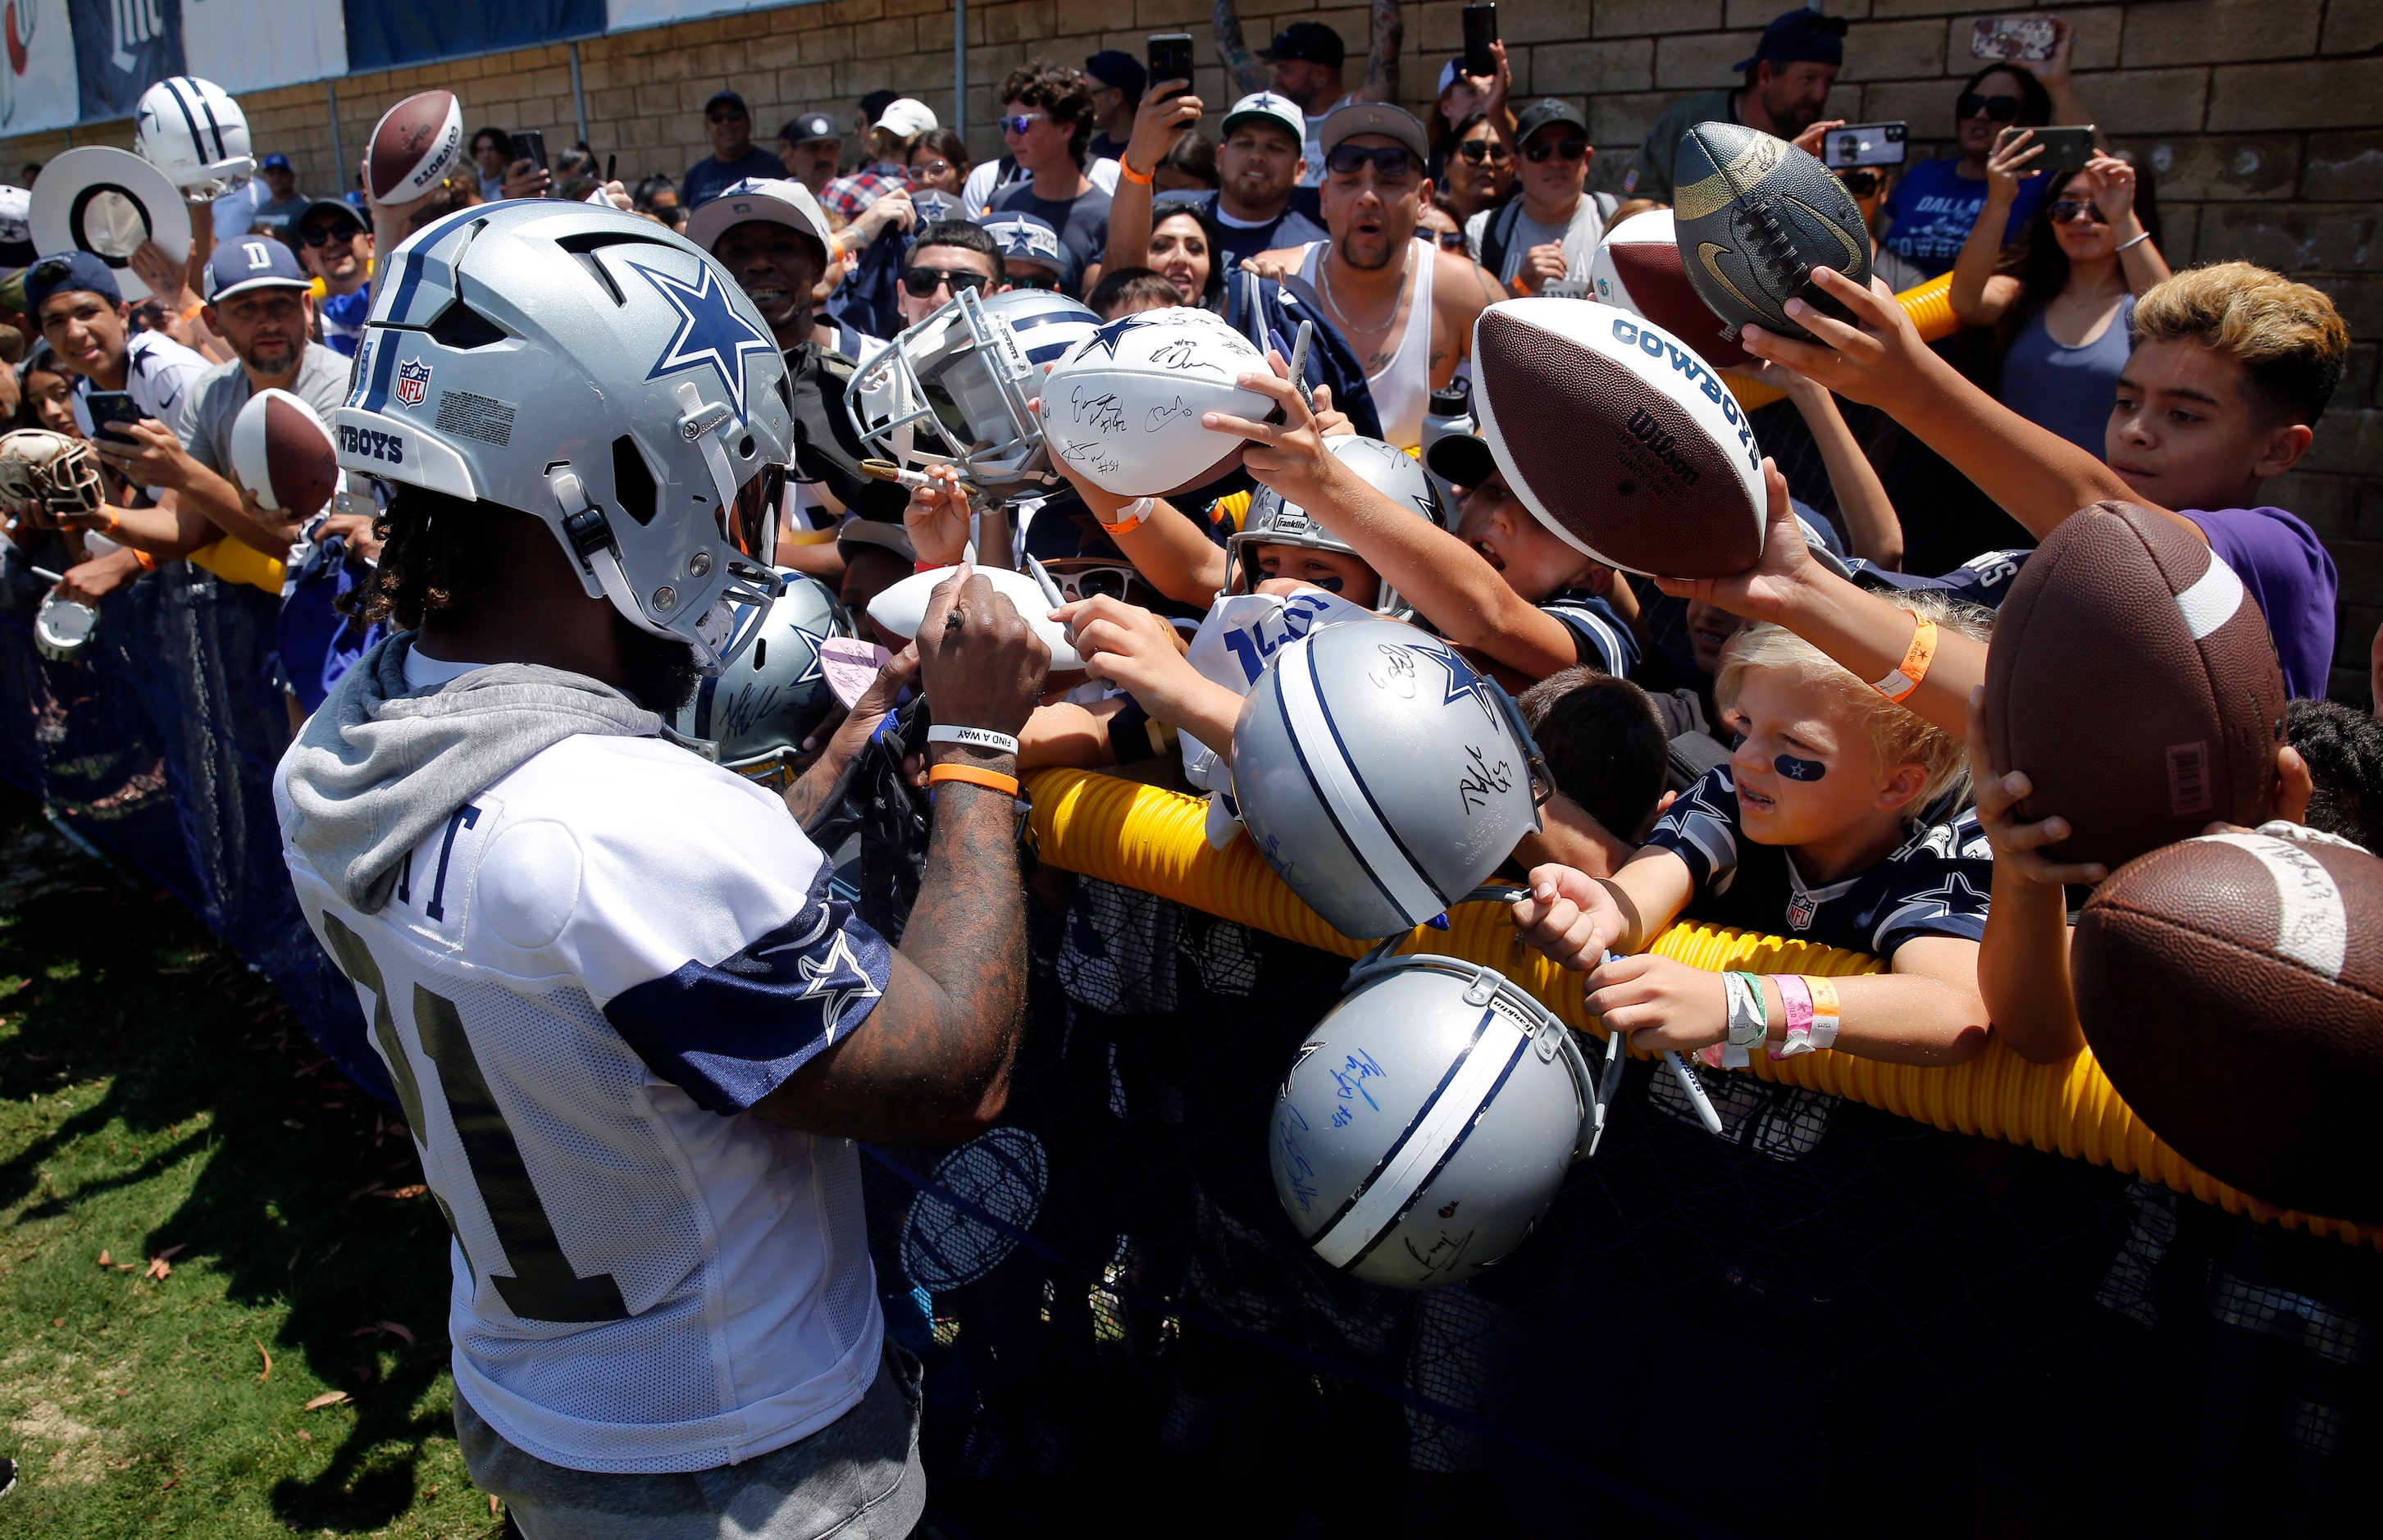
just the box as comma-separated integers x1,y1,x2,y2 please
394,358,431,408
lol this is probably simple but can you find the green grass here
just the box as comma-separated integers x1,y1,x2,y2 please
0,791,506,1537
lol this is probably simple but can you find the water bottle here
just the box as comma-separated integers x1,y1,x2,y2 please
1419,379,1474,525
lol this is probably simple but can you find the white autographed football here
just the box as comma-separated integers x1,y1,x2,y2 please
867,564,1085,671
1474,298,1766,579
230,388,339,517
1034,307,1271,497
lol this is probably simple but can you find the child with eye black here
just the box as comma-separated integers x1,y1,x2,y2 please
1511,587,2001,1068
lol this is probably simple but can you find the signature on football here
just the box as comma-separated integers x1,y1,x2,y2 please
1145,395,1194,431
1151,339,1219,373
1070,387,1126,435
1058,439,1122,476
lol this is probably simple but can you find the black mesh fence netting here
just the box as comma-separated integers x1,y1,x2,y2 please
7,558,2377,1538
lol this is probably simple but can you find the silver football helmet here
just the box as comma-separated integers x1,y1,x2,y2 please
1272,945,1615,1288
135,77,255,198
668,571,850,787
845,285,1100,492
1233,618,1547,940
1233,435,1447,618
0,430,103,521
333,201,792,672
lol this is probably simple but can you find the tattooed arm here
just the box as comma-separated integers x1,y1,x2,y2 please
1358,0,1403,105
758,569,1048,1144
1213,0,1269,97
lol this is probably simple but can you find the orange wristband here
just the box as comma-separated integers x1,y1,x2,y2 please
927,763,1020,797
1869,611,1935,704
130,548,157,572
1119,159,1155,185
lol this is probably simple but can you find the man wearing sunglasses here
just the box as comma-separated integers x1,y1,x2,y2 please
895,220,1007,330
1468,98,1614,298
293,199,373,358
689,177,908,577
1624,8,1844,204
985,63,1112,294
1252,103,1505,450
686,91,794,211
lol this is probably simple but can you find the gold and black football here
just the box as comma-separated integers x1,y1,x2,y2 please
1670,121,1873,343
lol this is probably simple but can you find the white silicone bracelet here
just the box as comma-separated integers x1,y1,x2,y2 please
925,724,1021,755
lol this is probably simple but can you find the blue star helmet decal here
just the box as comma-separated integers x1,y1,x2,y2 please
628,257,777,421
1413,638,1503,723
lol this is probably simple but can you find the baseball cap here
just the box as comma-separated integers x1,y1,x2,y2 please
908,189,963,226
872,98,938,139
294,198,364,237
1733,8,1850,73
1259,21,1345,68
202,235,311,302
261,152,293,172
686,176,836,262
25,250,121,312
1319,102,1429,163
781,112,840,147
837,516,917,566
1221,91,1306,148
705,90,750,118
978,211,1077,286
1085,49,1148,98
1514,98,1589,143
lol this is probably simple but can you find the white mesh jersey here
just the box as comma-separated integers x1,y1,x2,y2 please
275,732,895,1474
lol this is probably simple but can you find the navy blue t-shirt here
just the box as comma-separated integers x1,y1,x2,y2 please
1540,590,1640,677
1188,190,1328,269
1880,157,2048,277
1643,766,1993,957
684,149,791,209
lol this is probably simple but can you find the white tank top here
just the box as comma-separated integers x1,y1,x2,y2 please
1297,239,1436,450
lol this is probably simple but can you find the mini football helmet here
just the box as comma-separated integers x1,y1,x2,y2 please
668,571,850,786
845,284,1100,492
135,77,256,199
333,201,793,672
1233,618,1547,940
0,429,103,521
1272,945,1614,1288
1233,435,1447,618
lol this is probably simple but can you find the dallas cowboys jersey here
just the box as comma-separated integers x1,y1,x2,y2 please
1643,764,1993,958
1179,587,1379,845
1538,589,1640,677
70,330,212,439
276,732,894,1474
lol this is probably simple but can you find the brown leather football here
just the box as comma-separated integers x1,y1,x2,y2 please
367,90,464,205
2073,831,2383,1219
1983,502,2286,870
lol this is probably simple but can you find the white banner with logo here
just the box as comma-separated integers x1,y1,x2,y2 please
0,0,80,136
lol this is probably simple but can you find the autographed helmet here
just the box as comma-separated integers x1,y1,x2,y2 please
0,429,103,520
845,285,1100,492
1233,619,1547,940
134,77,255,199
1273,949,1607,1287
668,571,850,786
1233,435,1446,617
333,201,794,671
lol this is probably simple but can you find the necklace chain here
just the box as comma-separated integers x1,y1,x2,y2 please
1319,239,1411,336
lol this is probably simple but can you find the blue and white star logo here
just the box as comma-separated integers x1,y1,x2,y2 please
1415,640,1502,724
795,929,883,1039
1082,311,1156,362
628,258,777,420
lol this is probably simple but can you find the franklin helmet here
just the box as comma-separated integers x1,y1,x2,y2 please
134,77,255,199
846,285,1100,492
333,200,794,672
668,571,850,786
0,429,103,522
1233,435,1447,617
1272,946,1613,1288
1232,618,1547,940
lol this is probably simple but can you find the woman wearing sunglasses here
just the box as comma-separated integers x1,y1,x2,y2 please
1878,27,2089,278
1950,147,2169,455
1436,112,1514,229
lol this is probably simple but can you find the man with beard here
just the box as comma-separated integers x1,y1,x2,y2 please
277,198,1046,1538
1104,88,1325,275
1214,8,1404,189
293,199,374,357
1627,8,1847,203
1251,103,1503,449
690,178,906,580
85,236,349,560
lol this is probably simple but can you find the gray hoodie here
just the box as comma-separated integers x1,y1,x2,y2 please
278,632,661,914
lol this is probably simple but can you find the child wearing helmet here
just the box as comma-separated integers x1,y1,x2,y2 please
1511,575,1999,1069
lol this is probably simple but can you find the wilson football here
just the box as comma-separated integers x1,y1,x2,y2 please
230,388,338,517
1033,307,1271,498
867,563,1083,671
1670,121,1873,343
2073,830,2383,1219
1588,209,1749,368
367,90,464,205
1984,502,2286,870
1471,298,1764,578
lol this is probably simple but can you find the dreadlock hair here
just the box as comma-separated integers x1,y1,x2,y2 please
2288,698,2383,852
341,484,539,631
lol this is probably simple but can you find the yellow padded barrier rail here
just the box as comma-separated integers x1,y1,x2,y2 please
1723,271,1958,415
188,536,286,594
1025,767,2378,1250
